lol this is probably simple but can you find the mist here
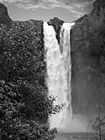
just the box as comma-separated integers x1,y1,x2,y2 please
57,114,93,133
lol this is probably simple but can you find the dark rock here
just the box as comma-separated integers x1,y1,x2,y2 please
0,3,12,27
74,14,88,24
71,0,105,118
47,17,64,44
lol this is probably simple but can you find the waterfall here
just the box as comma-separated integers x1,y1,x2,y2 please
43,22,74,130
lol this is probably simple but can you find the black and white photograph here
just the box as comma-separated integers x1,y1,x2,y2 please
0,0,105,140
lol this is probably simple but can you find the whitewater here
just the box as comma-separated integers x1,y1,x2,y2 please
43,22,74,129
43,22,90,132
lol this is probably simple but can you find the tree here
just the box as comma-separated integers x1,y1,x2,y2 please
92,105,105,140
0,79,61,140
0,22,63,140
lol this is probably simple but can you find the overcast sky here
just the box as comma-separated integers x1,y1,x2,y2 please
0,0,95,22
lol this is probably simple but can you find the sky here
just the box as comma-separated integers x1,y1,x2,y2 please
0,0,95,22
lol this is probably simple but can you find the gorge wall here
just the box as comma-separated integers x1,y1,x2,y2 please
71,0,105,118
1,0,105,122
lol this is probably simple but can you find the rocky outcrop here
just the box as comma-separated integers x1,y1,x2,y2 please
47,17,64,44
0,3,12,27
71,0,105,118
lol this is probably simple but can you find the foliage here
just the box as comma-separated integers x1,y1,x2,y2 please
92,105,105,140
0,23,63,139
0,80,58,140
0,22,45,85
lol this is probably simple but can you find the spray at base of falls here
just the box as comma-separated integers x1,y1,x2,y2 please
43,22,90,132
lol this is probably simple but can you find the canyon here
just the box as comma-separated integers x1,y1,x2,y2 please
0,0,105,131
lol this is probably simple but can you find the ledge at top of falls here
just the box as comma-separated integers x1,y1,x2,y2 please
47,17,64,44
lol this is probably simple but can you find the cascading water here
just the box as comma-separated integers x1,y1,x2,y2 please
43,22,74,130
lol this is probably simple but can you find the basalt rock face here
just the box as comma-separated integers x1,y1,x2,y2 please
47,17,64,44
71,0,105,118
0,3,12,27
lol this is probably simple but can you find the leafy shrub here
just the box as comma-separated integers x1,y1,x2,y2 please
0,23,63,140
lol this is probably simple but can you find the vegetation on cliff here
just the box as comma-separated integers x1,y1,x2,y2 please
0,21,63,140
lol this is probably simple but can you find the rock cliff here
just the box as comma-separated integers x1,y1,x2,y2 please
0,3,12,27
71,0,105,118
